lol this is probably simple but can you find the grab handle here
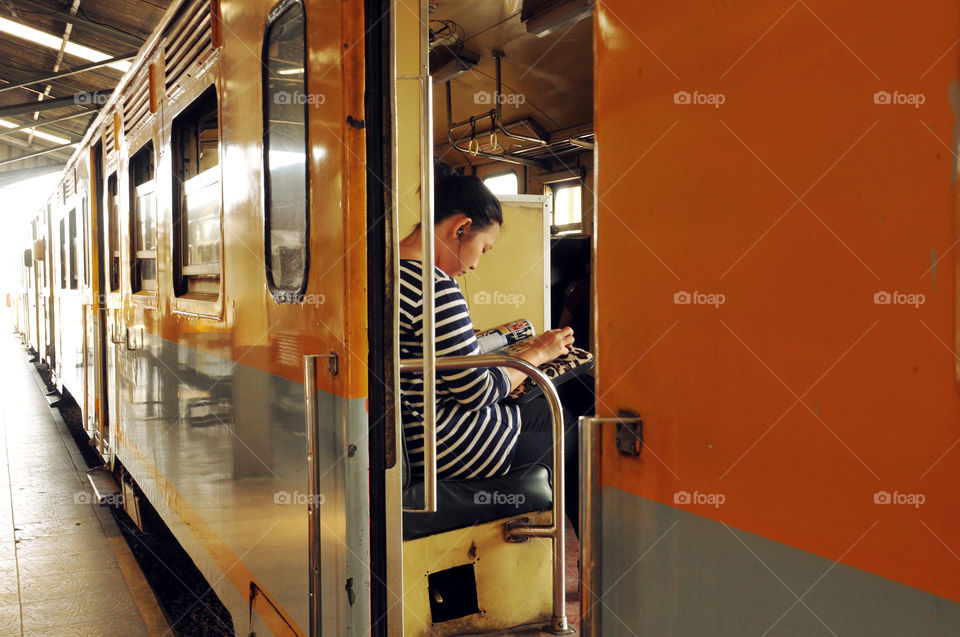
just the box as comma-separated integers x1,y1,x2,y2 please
398,354,571,633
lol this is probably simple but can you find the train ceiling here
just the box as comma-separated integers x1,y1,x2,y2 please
0,0,171,186
430,0,594,166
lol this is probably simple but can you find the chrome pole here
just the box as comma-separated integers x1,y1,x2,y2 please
394,0,439,514
577,415,643,636
578,415,606,637
303,354,322,637
419,71,437,513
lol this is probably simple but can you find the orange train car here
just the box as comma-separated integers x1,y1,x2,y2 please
9,0,960,635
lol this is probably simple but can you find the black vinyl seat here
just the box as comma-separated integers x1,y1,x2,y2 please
402,463,553,541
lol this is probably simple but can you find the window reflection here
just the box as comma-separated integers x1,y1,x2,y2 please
264,2,308,297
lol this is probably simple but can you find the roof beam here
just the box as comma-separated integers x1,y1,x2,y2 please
0,142,74,167
0,110,95,137
0,162,63,187
11,0,145,50
0,91,110,118
0,54,136,95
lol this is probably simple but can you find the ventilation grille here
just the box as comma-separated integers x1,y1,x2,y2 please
61,170,75,203
103,119,115,153
164,0,214,95
124,72,151,136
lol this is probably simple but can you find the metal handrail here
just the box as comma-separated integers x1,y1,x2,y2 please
419,72,437,514
576,415,644,637
395,0,438,514
398,353,571,634
302,354,323,636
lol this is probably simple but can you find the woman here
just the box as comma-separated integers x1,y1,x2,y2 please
399,161,579,534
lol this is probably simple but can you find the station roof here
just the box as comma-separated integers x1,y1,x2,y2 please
0,0,171,186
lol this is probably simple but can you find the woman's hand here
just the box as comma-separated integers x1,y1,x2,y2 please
504,327,575,392
525,327,575,366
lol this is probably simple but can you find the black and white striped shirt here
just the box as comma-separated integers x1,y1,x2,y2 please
399,259,521,480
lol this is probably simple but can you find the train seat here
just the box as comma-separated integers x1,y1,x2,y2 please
401,463,553,540
401,440,556,636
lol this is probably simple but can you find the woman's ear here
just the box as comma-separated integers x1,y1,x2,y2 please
457,217,472,238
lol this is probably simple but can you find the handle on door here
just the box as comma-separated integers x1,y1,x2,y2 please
124,326,143,351
576,414,645,637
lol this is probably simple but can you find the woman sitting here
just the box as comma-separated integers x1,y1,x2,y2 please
399,161,579,534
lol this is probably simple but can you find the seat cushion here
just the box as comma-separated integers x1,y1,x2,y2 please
402,463,553,540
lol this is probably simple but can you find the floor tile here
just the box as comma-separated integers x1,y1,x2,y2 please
19,564,130,602
22,613,148,637
21,588,139,630
16,547,116,578
15,530,110,559
0,603,19,634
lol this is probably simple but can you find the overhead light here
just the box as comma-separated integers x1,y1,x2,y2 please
521,0,593,37
277,68,304,76
0,17,131,72
0,119,72,145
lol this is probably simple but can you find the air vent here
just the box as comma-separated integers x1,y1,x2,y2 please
61,170,75,203
124,72,151,136
102,124,111,150
103,114,116,152
164,0,215,96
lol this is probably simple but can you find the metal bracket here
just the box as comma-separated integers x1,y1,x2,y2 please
322,352,338,376
504,517,532,543
615,411,643,457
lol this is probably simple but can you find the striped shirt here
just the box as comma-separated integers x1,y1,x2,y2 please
399,259,521,480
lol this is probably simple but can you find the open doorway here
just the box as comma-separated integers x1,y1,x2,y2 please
389,2,596,635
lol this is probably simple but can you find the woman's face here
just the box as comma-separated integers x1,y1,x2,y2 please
436,216,501,278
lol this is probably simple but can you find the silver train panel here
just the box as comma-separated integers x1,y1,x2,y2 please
601,486,960,636
113,332,369,636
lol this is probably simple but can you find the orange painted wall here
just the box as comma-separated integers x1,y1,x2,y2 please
596,1,960,602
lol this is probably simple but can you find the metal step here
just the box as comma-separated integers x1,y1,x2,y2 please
86,466,122,506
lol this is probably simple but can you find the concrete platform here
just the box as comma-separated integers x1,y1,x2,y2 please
0,333,170,636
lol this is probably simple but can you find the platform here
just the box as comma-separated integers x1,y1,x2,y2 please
0,332,170,636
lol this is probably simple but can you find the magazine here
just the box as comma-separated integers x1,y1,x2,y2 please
475,319,535,354
475,318,594,403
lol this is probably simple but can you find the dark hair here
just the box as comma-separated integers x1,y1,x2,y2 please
434,160,503,230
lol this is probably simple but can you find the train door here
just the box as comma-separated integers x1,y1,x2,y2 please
53,202,67,387
43,201,56,371
588,3,960,636
89,142,109,453
28,219,39,353
75,161,97,440
101,148,121,460
240,1,371,633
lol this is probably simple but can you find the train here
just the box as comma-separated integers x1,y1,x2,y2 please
9,0,960,636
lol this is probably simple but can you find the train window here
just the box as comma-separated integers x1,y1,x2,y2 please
172,85,221,297
59,218,66,289
548,181,583,234
263,0,308,301
107,173,120,292
129,142,157,292
68,208,78,289
483,172,519,195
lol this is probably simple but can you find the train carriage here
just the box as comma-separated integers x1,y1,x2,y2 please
9,0,960,636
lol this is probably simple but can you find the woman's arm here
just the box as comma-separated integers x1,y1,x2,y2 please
430,279,513,409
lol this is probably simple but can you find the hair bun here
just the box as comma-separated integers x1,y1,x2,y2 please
434,159,459,188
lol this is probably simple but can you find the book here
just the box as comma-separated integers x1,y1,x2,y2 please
475,318,594,403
